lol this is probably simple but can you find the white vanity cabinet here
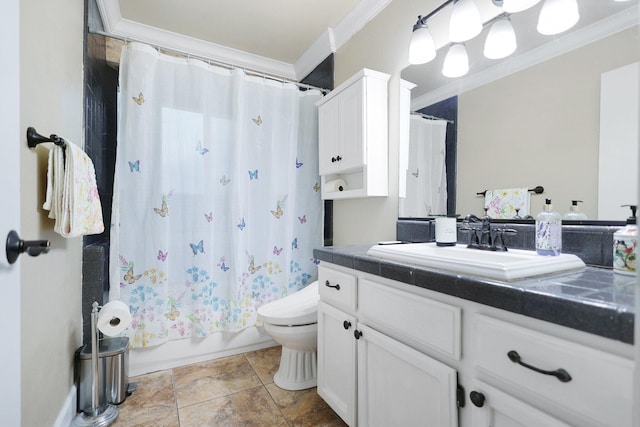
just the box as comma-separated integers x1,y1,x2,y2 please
316,69,389,200
468,380,571,427
357,323,458,427
317,301,357,426
471,314,633,427
317,264,460,427
316,260,634,427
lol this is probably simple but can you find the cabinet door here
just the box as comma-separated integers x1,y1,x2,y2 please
318,96,340,175
337,80,364,172
317,301,357,426
357,324,458,427
469,381,570,427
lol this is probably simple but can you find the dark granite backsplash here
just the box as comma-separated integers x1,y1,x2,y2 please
397,219,622,268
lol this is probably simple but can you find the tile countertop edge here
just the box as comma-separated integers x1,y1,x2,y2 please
313,245,635,345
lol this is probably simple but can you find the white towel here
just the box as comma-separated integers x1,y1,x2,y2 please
484,188,530,219
43,141,105,238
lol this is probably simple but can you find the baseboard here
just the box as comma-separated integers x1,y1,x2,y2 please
129,326,277,377
54,385,77,427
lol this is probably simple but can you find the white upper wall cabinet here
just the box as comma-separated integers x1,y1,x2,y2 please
316,68,390,200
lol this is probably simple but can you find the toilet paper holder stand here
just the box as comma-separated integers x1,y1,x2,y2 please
72,302,120,426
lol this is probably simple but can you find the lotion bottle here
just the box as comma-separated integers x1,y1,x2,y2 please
613,205,637,276
563,200,588,220
536,199,562,256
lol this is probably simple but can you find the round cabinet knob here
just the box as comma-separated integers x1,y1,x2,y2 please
354,330,363,339
331,156,337,163
343,320,352,330
470,391,485,408
336,155,342,162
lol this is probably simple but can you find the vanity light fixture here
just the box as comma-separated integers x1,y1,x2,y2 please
537,0,580,35
409,16,437,65
449,0,483,42
492,0,541,13
442,43,470,78
484,16,517,59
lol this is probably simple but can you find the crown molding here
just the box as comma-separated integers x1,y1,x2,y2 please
332,0,393,48
412,5,640,111
96,0,295,79
96,0,391,81
295,0,392,80
294,29,336,80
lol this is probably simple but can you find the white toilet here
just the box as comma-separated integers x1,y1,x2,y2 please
257,281,319,390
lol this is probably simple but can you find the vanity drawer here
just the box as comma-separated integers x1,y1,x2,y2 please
358,279,461,360
318,265,357,312
475,314,633,427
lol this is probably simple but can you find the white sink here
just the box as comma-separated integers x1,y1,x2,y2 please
367,243,586,281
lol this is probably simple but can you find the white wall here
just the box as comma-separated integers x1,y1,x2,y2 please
20,0,84,425
332,0,426,245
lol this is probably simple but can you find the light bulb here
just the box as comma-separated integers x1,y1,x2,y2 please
537,0,579,35
484,18,517,59
449,0,483,43
409,21,437,65
442,44,469,78
502,0,541,13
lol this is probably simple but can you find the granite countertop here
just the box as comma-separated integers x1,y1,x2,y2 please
313,244,636,345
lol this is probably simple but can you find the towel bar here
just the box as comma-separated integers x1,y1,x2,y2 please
476,186,544,197
26,126,65,148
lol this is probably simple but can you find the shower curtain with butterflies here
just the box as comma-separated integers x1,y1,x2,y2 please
109,42,323,348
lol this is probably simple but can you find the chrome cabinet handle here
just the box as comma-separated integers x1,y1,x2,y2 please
324,280,340,291
507,350,572,383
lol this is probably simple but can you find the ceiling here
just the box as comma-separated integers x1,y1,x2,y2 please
95,0,391,81
96,0,638,89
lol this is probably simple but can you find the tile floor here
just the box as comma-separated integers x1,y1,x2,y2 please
111,346,347,427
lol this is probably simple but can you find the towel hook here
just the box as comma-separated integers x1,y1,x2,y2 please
5,230,50,264
26,127,65,148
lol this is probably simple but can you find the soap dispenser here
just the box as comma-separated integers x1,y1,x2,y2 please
613,205,637,276
536,199,562,256
563,200,587,220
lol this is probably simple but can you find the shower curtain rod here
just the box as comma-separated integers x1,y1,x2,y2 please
89,30,330,94
411,111,454,124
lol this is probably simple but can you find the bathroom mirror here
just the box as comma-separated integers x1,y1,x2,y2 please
400,1,639,221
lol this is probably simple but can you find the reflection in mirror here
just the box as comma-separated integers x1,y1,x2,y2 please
399,97,458,217
401,2,639,221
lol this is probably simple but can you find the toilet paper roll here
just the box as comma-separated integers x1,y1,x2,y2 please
97,300,132,337
326,179,347,192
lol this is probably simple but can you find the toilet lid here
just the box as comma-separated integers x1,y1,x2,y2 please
257,281,318,326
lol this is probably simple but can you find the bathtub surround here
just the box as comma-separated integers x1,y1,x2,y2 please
82,27,119,342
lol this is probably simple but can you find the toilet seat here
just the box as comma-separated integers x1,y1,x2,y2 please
257,281,318,326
